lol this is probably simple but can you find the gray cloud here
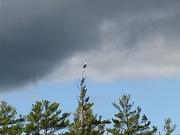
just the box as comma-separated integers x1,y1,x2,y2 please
0,0,180,89
0,0,102,89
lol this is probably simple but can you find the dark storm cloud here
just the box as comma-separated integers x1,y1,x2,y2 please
0,0,102,88
0,0,180,89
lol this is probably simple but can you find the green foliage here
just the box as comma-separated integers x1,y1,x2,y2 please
0,101,24,135
0,73,177,134
159,118,176,135
24,100,70,135
68,77,110,135
107,94,157,135
164,118,176,135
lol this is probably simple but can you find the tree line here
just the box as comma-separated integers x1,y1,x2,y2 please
0,77,176,135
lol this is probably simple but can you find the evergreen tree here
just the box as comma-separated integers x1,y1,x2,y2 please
107,94,157,135
25,100,70,135
0,101,24,135
164,118,176,135
159,118,176,135
68,77,110,135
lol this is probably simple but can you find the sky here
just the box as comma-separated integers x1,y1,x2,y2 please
0,0,180,134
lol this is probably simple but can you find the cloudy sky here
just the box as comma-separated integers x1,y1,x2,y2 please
0,0,180,134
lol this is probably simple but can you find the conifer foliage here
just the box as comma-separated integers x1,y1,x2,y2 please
0,73,177,134
68,77,110,135
107,94,157,135
159,118,176,135
0,101,24,135
164,118,176,135
24,100,70,135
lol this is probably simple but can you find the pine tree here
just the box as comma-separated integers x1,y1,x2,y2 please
159,118,176,135
0,101,24,135
68,77,110,135
107,94,157,135
24,100,70,135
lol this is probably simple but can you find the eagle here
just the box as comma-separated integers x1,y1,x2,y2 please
83,63,87,69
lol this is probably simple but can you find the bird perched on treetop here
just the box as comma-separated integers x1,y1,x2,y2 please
83,63,87,69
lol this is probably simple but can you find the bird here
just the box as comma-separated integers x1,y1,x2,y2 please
83,63,87,69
